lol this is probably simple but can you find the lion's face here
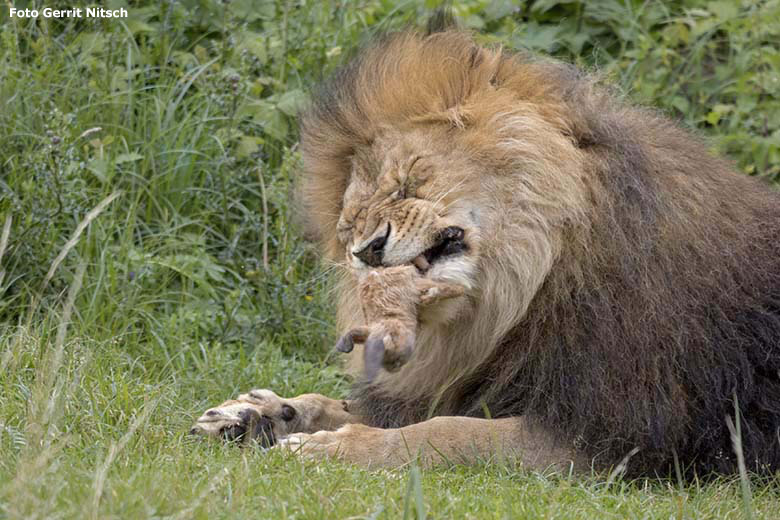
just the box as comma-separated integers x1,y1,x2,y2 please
335,128,484,323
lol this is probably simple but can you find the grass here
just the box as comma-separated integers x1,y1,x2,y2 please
4,321,780,519
1,1,779,518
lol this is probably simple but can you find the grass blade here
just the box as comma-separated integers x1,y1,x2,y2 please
726,392,755,520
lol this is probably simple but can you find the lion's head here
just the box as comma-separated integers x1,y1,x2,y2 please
300,29,590,389
298,26,780,475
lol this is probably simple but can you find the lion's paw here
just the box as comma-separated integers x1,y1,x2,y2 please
190,389,297,447
276,431,340,460
275,424,387,465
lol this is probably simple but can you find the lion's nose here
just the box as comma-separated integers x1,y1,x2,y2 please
353,232,387,267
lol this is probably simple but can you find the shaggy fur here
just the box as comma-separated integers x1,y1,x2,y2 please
298,24,780,476
335,266,464,380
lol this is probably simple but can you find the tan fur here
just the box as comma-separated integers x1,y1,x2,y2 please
279,416,583,471
194,26,780,475
337,266,464,379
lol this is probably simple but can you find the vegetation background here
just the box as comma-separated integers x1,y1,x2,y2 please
1,0,779,518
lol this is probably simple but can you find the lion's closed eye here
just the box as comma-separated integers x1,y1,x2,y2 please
336,223,354,245
386,156,434,203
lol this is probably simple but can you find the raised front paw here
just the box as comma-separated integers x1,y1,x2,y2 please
189,389,299,447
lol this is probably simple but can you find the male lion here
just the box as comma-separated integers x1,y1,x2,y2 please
192,20,780,476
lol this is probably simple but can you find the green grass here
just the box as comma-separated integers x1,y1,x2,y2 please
1,1,779,518
3,323,780,519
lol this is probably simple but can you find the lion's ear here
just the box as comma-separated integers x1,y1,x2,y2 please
425,7,458,35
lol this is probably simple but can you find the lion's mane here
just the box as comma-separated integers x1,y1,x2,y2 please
298,26,780,476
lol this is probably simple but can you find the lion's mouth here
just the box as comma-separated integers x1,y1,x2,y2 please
412,226,467,273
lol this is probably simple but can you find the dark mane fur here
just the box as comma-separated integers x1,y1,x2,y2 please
300,27,780,477
479,110,780,476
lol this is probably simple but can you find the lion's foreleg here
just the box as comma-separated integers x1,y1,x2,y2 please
278,416,583,471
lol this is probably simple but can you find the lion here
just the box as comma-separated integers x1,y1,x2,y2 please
191,18,780,476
